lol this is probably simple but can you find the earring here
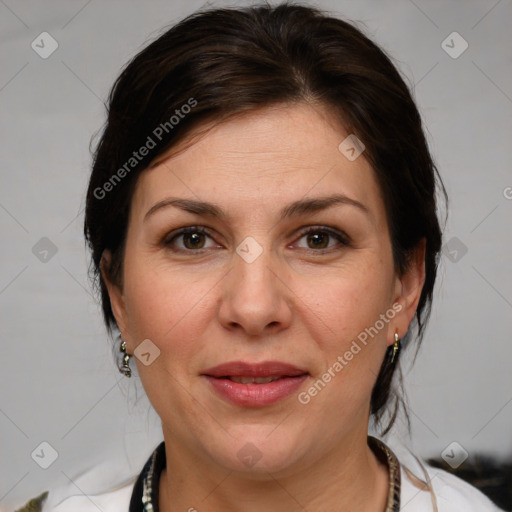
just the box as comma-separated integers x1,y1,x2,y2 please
390,331,400,364
118,336,132,377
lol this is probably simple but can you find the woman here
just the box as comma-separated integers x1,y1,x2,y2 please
26,3,502,511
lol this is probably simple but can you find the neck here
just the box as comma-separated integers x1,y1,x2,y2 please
158,429,389,512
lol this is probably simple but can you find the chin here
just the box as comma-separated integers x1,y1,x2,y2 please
209,424,309,476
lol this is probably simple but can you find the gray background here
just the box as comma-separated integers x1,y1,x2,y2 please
1,0,511,509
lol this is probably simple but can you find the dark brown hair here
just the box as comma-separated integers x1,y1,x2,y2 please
84,2,445,432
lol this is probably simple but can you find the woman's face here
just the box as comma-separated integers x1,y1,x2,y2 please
105,103,423,475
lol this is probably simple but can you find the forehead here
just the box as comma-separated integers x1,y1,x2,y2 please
131,103,386,226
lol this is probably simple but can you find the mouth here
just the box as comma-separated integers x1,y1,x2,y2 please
201,361,309,407
221,376,288,384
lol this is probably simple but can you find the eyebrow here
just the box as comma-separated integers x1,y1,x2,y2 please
144,194,370,222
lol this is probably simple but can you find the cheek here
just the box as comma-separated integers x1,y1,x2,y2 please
121,262,216,414
303,255,393,343
296,256,393,400
121,255,217,363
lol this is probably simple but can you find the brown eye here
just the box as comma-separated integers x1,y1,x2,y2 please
306,231,329,249
164,226,220,252
182,231,206,249
295,227,350,252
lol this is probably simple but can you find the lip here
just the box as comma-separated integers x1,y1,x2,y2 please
202,360,308,378
201,360,309,407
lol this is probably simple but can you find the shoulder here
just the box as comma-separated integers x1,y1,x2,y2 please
31,456,138,512
33,442,163,512
376,435,505,511
40,481,133,511
400,458,503,511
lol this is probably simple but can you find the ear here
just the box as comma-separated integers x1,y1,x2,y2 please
390,238,426,345
100,250,129,336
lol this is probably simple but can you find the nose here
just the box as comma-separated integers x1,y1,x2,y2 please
217,242,293,337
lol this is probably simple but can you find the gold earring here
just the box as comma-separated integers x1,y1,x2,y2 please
390,331,400,364
119,336,132,377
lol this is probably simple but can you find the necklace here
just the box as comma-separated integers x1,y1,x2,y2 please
130,436,401,511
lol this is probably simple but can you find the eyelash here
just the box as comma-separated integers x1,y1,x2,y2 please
163,225,350,254
294,226,350,251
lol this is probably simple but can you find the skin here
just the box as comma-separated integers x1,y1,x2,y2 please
103,102,425,512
